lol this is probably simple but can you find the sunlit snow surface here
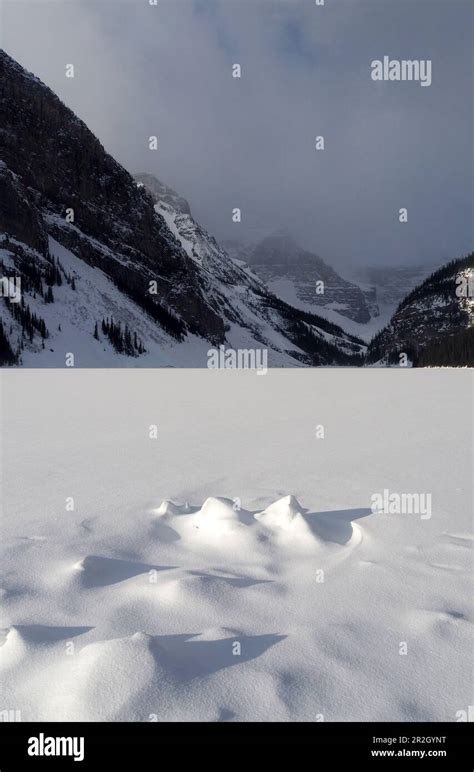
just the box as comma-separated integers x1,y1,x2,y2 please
0,370,472,721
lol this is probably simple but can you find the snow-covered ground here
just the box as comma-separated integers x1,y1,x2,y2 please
264,276,395,342
0,369,472,721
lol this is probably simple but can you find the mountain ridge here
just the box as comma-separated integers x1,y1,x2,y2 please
367,254,474,366
0,49,365,367
243,233,375,324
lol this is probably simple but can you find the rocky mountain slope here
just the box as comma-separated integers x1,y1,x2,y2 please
242,233,375,324
0,50,365,367
366,254,474,366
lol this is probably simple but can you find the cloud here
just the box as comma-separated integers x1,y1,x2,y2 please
2,0,472,267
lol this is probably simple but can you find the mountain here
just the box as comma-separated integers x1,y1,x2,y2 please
350,263,436,316
133,174,367,364
0,50,365,367
134,173,255,286
221,239,254,266
242,233,375,324
366,254,474,366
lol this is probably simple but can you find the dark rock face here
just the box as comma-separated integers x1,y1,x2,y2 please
0,49,224,342
366,254,474,365
246,234,372,324
0,162,48,254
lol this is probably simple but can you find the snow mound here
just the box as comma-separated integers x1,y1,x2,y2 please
149,494,328,550
256,494,305,528
154,500,187,517
254,495,316,547
0,627,27,669
44,632,165,721
72,555,162,588
193,497,244,535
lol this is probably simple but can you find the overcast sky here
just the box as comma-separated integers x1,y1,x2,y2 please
2,0,473,268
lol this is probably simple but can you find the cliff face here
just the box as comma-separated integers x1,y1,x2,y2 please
0,162,48,254
246,234,374,324
366,254,474,366
0,49,224,343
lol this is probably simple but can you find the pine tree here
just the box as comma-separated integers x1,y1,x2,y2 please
94,321,99,340
0,320,18,365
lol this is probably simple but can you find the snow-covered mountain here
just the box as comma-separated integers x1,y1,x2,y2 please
350,264,436,315
134,173,257,286
0,50,366,368
367,254,474,366
238,233,376,324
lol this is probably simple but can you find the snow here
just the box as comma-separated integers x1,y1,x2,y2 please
155,202,196,263
1,237,296,369
265,277,394,342
0,235,321,368
0,368,472,721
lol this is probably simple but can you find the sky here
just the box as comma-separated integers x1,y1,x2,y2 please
1,0,473,268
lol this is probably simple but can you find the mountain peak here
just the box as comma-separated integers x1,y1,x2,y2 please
134,173,191,216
